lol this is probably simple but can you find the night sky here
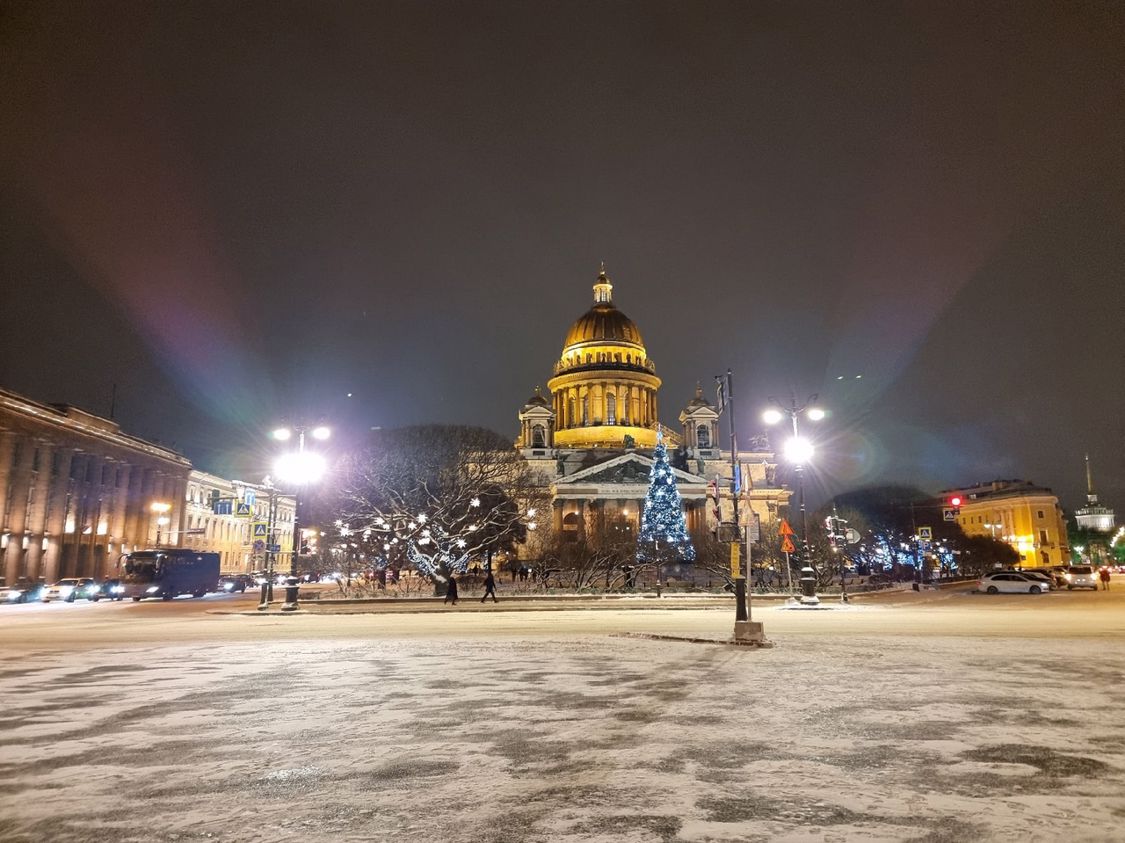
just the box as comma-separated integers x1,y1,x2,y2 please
1,1,1122,515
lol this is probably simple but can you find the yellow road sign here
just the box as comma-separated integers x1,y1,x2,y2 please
729,543,740,579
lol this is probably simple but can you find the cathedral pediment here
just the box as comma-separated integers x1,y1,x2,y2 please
556,453,706,489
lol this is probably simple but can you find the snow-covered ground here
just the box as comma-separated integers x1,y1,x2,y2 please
1,594,1123,841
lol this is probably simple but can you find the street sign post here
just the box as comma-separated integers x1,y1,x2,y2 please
918,526,933,541
943,508,957,521
729,543,740,579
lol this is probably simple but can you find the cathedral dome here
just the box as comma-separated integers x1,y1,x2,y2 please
560,268,645,353
564,303,644,349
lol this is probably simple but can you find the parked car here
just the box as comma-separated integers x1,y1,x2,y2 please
218,573,252,593
978,572,1049,594
1063,565,1099,590
1010,570,1055,589
43,577,99,602
1047,566,1071,587
1,577,45,603
91,579,126,601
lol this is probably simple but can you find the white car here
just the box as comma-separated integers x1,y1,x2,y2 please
42,577,97,602
1063,566,1099,590
979,572,1049,594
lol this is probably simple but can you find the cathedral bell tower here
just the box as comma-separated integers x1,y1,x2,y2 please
517,386,555,451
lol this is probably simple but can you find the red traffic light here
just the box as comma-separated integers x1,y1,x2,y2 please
949,496,963,508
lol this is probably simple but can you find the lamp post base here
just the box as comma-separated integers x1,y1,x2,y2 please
732,620,769,644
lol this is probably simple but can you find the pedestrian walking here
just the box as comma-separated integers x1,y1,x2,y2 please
1099,567,1111,591
444,575,459,605
481,571,498,603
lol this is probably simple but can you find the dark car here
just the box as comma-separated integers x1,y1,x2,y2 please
218,573,252,593
91,579,126,601
2,577,45,603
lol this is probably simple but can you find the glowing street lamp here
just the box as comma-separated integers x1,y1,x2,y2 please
150,501,172,547
269,424,330,612
763,395,825,599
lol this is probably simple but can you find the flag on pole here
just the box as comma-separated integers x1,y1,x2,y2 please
715,377,726,413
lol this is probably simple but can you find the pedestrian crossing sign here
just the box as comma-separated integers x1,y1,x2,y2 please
252,522,268,538
235,502,252,518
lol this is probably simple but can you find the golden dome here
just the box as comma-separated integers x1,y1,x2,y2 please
561,268,645,351
563,303,645,349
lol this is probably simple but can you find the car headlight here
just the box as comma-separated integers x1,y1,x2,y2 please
112,585,124,594
223,583,234,591
146,586,160,594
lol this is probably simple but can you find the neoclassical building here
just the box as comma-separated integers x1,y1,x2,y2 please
0,386,297,583
517,268,789,549
0,388,192,585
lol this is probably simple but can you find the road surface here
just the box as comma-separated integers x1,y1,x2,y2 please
1,585,1123,842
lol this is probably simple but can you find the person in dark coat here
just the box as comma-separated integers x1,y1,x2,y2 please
481,571,498,603
444,575,459,605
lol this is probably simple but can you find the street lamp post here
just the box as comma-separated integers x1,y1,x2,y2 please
763,395,823,604
714,370,768,644
271,424,330,612
150,502,171,547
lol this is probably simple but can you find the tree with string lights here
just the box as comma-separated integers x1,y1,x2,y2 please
637,435,695,571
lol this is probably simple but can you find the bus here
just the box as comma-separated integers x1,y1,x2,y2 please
119,549,221,601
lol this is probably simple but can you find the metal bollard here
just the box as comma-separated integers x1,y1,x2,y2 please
281,576,301,612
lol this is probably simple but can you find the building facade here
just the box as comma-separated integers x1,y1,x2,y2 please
0,388,192,585
516,268,789,552
946,479,1070,567
184,472,295,572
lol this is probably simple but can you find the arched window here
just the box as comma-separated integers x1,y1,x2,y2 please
606,394,616,425
532,425,546,448
567,398,575,427
562,512,581,543
582,397,589,425
697,424,710,448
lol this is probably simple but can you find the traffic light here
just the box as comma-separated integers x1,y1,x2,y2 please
949,495,963,508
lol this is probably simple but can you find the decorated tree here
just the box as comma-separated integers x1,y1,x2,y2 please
332,425,548,590
637,435,695,566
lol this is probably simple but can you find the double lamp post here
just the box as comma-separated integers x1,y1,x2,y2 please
267,424,330,612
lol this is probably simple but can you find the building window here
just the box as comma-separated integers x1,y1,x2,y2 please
102,464,112,485
697,425,710,448
562,512,580,543
85,460,94,483
69,455,82,480
1039,530,1048,545
1036,510,1045,519
115,467,124,487
582,397,589,425
606,394,616,425
31,447,41,472
52,451,62,476
532,425,546,448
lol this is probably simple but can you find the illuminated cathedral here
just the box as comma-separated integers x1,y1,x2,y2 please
516,267,789,547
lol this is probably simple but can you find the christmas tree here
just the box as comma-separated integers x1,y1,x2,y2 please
637,434,696,564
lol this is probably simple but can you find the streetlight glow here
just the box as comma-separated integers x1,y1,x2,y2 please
762,408,784,426
311,425,331,441
806,407,826,421
784,436,814,465
272,427,292,441
274,450,327,485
